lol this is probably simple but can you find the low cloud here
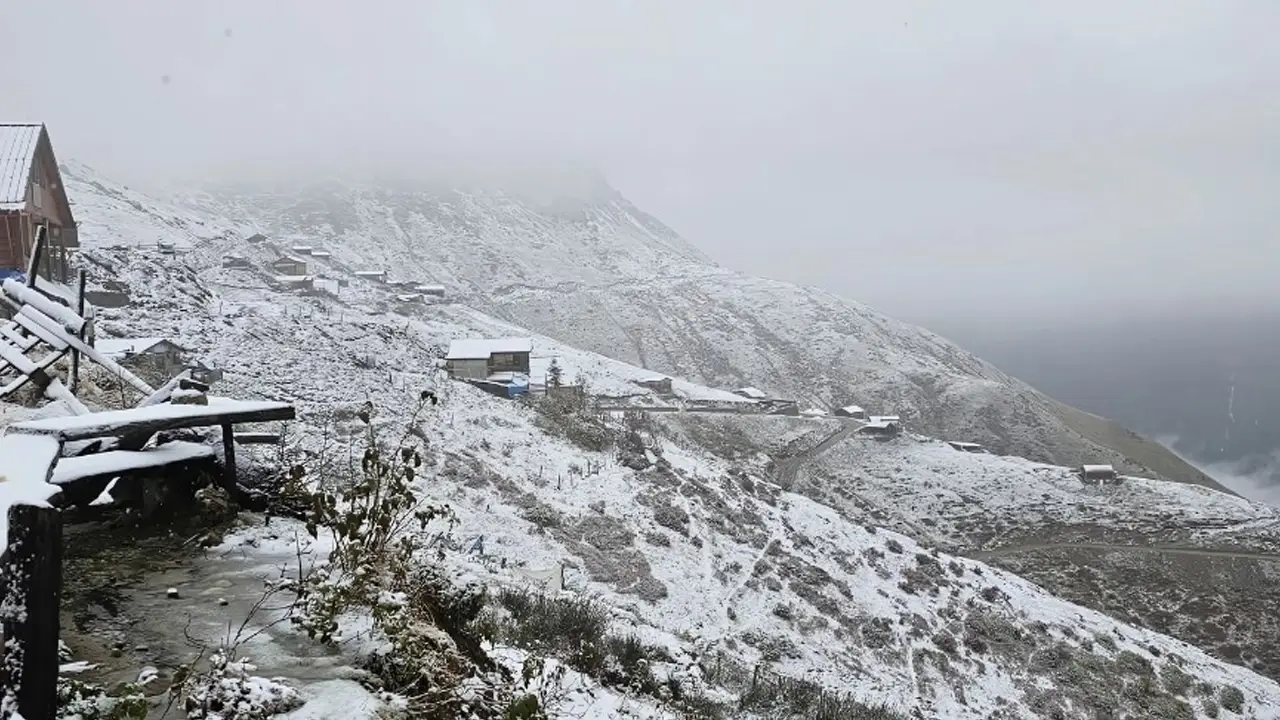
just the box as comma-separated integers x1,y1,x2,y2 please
1156,435,1280,508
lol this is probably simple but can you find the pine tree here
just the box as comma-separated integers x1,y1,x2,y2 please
547,358,564,388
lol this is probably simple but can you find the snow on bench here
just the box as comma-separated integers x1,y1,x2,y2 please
0,434,62,553
51,441,215,485
6,398,296,442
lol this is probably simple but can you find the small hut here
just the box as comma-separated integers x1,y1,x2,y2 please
1079,464,1118,484
834,404,867,420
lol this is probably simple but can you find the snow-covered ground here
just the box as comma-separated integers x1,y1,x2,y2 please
10,163,1280,718
806,434,1280,551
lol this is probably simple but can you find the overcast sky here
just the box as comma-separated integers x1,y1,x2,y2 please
3,1,1278,324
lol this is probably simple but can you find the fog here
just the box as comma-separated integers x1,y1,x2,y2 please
3,0,1279,322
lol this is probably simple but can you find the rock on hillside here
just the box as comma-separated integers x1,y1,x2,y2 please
163,174,1224,492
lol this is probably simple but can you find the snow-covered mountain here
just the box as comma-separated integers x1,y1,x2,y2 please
32,162,1280,717
167,173,1223,493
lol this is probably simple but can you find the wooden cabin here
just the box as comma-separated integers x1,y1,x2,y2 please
1079,464,1118,484
445,338,533,381
0,124,78,281
270,256,308,276
834,404,867,420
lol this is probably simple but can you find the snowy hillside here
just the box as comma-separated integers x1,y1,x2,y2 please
14,163,1280,718
164,171,1223,493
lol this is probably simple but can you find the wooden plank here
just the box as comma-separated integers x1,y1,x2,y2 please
13,313,68,350
0,505,62,720
234,432,283,445
70,269,85,394
51,441,215,485
221,423,237,496
43,378,90,416
6,399,296,442
0,349,67,398
0,323,40,352
14,306,151,395
0,337,41,377
135,372,208,409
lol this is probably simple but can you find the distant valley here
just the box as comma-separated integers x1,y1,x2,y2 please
929,309,1280,504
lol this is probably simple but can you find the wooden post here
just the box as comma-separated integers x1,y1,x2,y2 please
221,422,237,497
0,504,63,720
24,226,45,289
69,269,86,394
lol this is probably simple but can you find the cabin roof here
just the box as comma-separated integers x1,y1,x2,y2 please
735,386,768,399
0,124,41,209
95,337,182,357
446,337,534,360
1081,464,1116,474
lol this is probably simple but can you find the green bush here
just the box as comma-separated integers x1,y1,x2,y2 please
1219,684,1245,713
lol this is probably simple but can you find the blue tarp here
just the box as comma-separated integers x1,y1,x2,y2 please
0,269,27,283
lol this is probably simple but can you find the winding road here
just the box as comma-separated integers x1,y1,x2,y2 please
773,423,862,488
970,542,1280,563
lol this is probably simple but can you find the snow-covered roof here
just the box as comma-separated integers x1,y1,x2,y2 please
840,405,865,414
354,270,386,277
275,275,314,283
1081,464,1117,474
734,386,768,399
272,255,307,265
94,337,181,357
310,250,332,257
446,337,534,360
414,283,446,292
0,124,41,209
872,415,901,423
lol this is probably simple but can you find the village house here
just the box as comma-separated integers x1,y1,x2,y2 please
289,244,314,255
270,256,308,276
0,123,78,281
274,275,315,291
310,249,332,259
859,416,903,438
95,337,189,382
733,386,769,401
635,376,674,395
355,269,387,282
414,283,446,297
1080,464,1118,484
947,441,987,454
762,399,800,416
246,233,268,244
445,338,534,381
834,404,867,420
221,254,251,268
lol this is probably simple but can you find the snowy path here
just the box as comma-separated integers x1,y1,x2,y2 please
774,423,862,488
971,542,1280,562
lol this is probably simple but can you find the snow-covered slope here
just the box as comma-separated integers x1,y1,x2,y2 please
17,164,1280,718
165,173,1223,493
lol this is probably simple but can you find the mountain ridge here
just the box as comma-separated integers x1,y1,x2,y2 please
161,171,1227,494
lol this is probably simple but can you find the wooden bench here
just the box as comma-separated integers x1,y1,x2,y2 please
7,397,295,499
50,441,215,485
0,398,296,718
